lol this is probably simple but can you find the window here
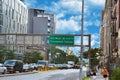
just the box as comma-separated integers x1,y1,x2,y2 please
0,1,2,5
118,21,120,28
0,26,2,33
0,14,3,25
12,9,14,19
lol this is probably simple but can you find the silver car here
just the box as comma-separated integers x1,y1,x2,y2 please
0,63,7,74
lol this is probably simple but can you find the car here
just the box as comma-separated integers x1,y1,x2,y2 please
29,63,37,70
66,64,73,69
23,63,32,72
48,64,56,69
4,60,23,73
56,64,63,69
37,60,48,68
0,63,7,74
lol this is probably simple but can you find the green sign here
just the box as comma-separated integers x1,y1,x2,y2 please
49,35,74,45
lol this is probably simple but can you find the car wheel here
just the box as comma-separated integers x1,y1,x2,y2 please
2,70,6,74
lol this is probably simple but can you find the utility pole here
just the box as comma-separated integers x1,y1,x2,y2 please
79,0,84,80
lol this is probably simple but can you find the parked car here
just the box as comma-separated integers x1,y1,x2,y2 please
48,64,56,69
56,64,63,69
23,64,31,72
37,60,48,68
66,64,73,69
4,60,23,73
29,63,37,70
0,63,7,74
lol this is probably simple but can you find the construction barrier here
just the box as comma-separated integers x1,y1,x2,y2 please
38,66,44,71
37,66,58,72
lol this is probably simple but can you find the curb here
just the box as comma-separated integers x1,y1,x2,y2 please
0,71,38,77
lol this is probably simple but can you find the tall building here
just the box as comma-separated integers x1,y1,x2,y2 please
28,8,55,47
28,8,56,59
0,0,28,34
28,8,55,34
100,0,120,68
100,0,112,64
0,0,28,56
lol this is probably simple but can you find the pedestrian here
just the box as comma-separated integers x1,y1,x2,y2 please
102,67,108,80
92,69,97,80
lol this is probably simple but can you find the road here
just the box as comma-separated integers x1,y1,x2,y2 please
0,69,86,80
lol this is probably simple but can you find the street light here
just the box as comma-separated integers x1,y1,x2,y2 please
79,0,84,80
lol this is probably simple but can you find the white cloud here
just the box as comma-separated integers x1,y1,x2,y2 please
88,0,105,6
24,0,37,8
94,20,101,27
56,13,65,19
50,0,89,15
91,33,100,47
56,17,80,34
59,0,82,13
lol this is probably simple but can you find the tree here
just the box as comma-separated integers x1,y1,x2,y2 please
48,47,67,64
83,48,102,68
0,46,16,63
23,51,44,63
66,55,79,64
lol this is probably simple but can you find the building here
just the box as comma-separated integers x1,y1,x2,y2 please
28,8,55,34
100,0,112,67
27,8,56,59
0,0,28,56
0,0,28,34
100,0,120,68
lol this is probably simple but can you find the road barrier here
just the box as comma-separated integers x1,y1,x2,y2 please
37,66,57,72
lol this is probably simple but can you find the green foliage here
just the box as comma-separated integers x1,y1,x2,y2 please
83,48,102,68
66,55,79,64
48,47,67,64
48,47,79,64
23,51,43,63
0,46,16,63
111,68,120,80
82,76,90,80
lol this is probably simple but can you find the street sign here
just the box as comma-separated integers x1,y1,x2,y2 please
49,35,74,45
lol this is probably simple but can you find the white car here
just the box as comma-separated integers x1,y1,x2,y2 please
0,63,7,74
23,64,30,72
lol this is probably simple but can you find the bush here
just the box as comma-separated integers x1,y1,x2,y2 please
82,76,90,80
111,68,120,80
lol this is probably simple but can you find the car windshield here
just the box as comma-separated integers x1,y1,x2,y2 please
4,60,15,65
37,62,46,65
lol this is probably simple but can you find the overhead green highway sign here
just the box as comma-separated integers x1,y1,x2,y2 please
49,35,74,45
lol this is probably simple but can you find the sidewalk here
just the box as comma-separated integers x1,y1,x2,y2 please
88,69,108,80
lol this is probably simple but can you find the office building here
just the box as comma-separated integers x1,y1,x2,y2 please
0,0,28,56
28,8,55,34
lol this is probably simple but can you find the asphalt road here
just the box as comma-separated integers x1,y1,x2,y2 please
0,69,86,80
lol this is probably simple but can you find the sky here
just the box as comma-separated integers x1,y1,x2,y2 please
24,0,105,54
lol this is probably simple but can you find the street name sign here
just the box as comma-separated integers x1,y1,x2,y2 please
49,35,74,45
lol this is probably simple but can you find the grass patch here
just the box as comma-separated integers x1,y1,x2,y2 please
82,76,90,80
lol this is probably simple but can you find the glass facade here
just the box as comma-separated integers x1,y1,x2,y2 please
1,0,28,34
0,0,2,33
0,0,28,55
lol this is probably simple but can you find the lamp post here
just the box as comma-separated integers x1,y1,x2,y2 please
79,0,84,80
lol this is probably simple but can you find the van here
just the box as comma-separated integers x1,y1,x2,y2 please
4,60,23,73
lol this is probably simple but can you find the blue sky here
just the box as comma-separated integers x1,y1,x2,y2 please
24,0,105,54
